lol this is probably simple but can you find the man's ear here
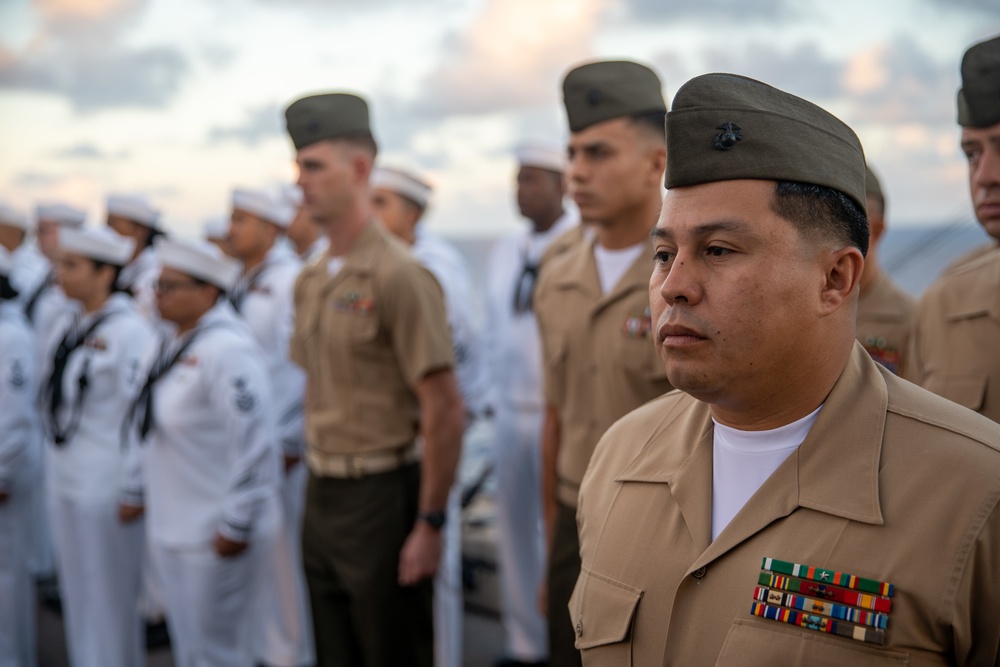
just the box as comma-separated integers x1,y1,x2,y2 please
819,246,865,315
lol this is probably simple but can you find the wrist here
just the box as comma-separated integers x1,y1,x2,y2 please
417,509,447,530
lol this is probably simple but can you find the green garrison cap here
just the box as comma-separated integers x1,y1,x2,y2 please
957,35,1000,128
664,73,867,212
865,164,883,201
284,93,372,150
562,60,666,133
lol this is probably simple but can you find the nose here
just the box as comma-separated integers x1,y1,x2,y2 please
656,253,702,307
973,144,1000,191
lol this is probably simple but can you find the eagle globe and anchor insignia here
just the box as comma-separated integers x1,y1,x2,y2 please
714,122,743,150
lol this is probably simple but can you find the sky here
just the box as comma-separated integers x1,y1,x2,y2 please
1,0,998,240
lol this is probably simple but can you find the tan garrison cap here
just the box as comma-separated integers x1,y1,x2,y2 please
958,35,1000,128
285,93,372,150
665,73,867,212
562,60,666,133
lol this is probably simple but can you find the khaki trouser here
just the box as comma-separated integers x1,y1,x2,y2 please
302,463,434,667
547,501,583,667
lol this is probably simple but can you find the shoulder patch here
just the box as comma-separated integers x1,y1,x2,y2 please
233,376,257,413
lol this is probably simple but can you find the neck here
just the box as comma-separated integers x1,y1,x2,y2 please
594,193,660,250
174,303,213,336
710,337,852,431
326,198,372,257
241,245,270,273
294,231,320,257
82,291,110,315
532,207,565,235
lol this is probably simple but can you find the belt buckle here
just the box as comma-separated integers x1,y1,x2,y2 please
347,456,365,479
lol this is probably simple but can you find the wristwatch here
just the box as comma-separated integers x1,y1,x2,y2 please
418,510,447,530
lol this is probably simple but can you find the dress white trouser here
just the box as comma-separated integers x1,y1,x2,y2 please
494,405,548,661
150,542,255,667
48,494,144,667
434,482,463,667
249,462,314,667
25,458,54,576
0,471,37,667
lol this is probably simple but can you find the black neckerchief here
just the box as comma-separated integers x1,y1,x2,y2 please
229,261,267,313
45,311,115,446
125,323,221,443
512,245,538,315
24,270,54,324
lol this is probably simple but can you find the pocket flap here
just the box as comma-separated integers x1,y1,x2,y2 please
569,567,643,650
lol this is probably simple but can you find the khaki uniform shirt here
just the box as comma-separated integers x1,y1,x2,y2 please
941,240,999,276
535,237,672,506
291,222,454,471
856,270,915,375
573,344,1000,666
908,249,1000,424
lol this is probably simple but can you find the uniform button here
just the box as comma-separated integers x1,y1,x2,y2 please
575,619,583,637
590,364,597,373
692,567,707,580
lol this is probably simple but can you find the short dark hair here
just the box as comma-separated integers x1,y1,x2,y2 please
90,259,129,295
339,131,379,158
0,275,18,301
629,111,667,144
771,181,869,257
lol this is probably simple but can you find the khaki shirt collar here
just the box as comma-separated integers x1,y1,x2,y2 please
615,343,885,566
302,220,385,295
551,237,651,310
943,251,1000,321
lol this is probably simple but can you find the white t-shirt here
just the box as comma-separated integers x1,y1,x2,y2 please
327,256,345,278
711,405,822,541
593,242,645,295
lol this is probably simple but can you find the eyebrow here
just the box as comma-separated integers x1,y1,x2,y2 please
650,219,753,242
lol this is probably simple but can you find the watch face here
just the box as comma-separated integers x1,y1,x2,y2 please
420,510,446,529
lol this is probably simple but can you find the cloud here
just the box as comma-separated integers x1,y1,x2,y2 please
697,42,842,101
921,0,1000,16
842,37,957,127
0,0,189,112
13,171,62,188
621,0,797,23
206,103,284,147
411,0,606,118
49,143,131,159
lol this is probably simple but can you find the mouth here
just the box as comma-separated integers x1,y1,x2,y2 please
658,323,708,347
976,201,1000,219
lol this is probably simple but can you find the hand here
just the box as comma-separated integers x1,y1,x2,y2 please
0,490,9,505
213,533,249,558
118,503,144,523
398,521,442,586
283,454,301,474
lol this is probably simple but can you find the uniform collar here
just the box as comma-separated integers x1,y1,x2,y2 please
615,343,885,563
942,250,1000,321
550,236,650,308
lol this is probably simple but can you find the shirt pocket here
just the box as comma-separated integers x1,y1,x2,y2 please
925,373,987,411
569,567,642,662
715,618,908,667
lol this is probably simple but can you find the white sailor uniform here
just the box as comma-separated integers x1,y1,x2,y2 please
485,210,578,662
43,293,155,667
128,300,281,666
231,244,314,667
0,300,42,667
